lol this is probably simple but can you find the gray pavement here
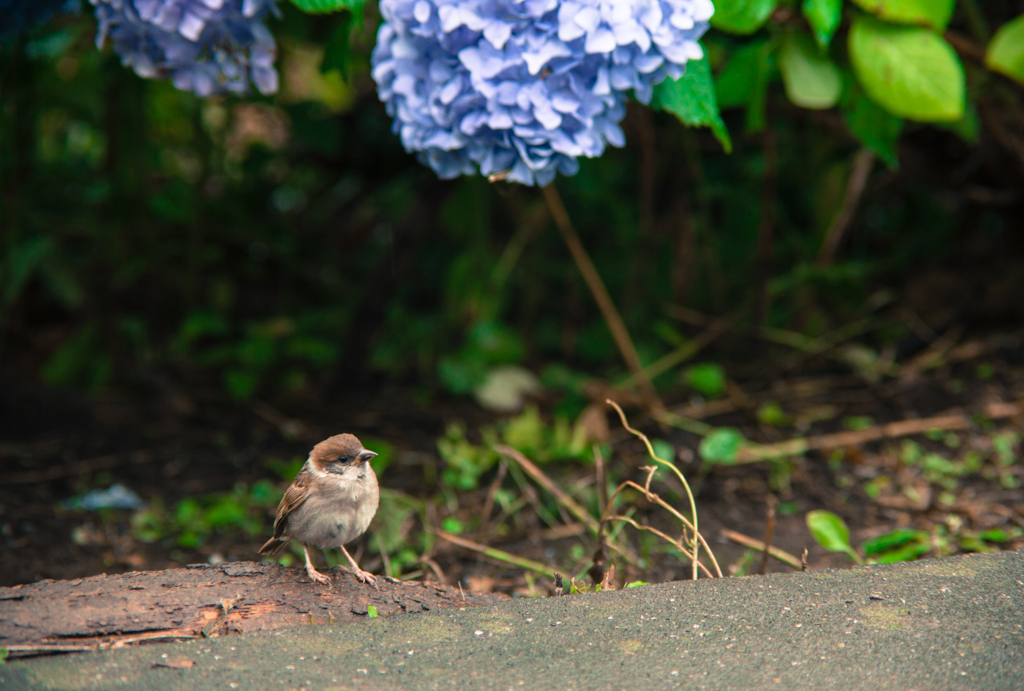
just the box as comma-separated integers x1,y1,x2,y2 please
3,549,1022,690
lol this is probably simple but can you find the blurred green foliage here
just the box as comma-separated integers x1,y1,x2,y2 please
131,480,282,548
1,1,1022,409
807,509,1023,564
437,406,599,491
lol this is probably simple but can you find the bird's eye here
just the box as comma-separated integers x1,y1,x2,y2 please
337,455,349,463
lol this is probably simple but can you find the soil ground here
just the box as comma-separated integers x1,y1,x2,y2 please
2,323,1023,594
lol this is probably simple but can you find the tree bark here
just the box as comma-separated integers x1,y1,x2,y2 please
0,562,508,657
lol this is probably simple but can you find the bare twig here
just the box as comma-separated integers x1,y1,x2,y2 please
600,474,722,578
607,400,702,579
250,400,312,440
7,451,148,484
943,30,987,63
542,183,664,414
4,633,199,659
594,443,608,518
817,149,874,268
979,102,1024,170
606,513,716,579
620,311,735,387
732,405,1024,463
720,528,802,570
671,195,696,304
477,458,508,538
898,325,964,381
759,496,777,576
755,128,777,327
780,317,879,371
491,203,549,294
494,446,599,533
435,530,559,578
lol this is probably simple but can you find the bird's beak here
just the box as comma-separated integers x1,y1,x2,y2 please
358,449,378,463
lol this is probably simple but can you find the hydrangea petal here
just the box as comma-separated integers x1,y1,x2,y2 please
372,0,713,185
91,0,279,96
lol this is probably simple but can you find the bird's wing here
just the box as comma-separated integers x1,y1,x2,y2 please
272,469,314,539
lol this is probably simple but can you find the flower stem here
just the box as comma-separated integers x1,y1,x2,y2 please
541,183,664,414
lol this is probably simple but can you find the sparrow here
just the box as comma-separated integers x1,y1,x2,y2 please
259,433,380,588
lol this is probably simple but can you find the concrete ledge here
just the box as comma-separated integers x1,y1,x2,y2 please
3,549,1022,690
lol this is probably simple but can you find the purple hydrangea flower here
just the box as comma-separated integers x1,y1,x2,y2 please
91,0,280,97
371,0,713,185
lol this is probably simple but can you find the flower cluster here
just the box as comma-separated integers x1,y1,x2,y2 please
91,0,280,97
0,0,76,39
372,0,713,185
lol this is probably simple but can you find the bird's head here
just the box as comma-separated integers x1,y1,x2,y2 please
309,433,377,474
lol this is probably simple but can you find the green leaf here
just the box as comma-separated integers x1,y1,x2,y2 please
844,91,902,167
980,527,1023,542
289,0,362,13
939,101,980,143
802,0,843,48
711,0,778,35
698,427,743,464
321,12,358,80
861,529,927,556
778,32,842,109
38,261,84,310
367,605,379,618
849,14,965,122
441,516,465,535
986,14,1024,85
714,40,776,132
3,236,53,305
870,540,932,563
651,53,732,152
850,0,955,31
683,362,726,398
224,369,260,400
806,510,863,563
757,401,794,427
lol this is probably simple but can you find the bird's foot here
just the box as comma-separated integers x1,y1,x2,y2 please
306,563,332,585
340,566,378,590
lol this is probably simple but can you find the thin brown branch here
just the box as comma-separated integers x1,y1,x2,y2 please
978,102,1024,171
755,127,777,327
477,458,508,539
542,183,664,414
594,444,608,517
606,514,716,579
734,403,1023,463
620,311,735,387
897,325,964,381
671,196,696,304
817,149,874,268
598,475,722,579
494,445,599,533
720,528,802,570
758,496,777,576
607,399,708,580
942,30,988,65
435,530,559,578
6,452,146,484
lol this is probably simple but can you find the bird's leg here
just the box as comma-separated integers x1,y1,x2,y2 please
339,545,378,589
302,544,331,585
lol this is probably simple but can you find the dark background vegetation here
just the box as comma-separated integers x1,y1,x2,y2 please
1,1,1023,593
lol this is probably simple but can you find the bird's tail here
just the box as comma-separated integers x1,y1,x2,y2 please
259,537,288,556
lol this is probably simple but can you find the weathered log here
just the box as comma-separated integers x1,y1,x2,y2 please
0,562,508,657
